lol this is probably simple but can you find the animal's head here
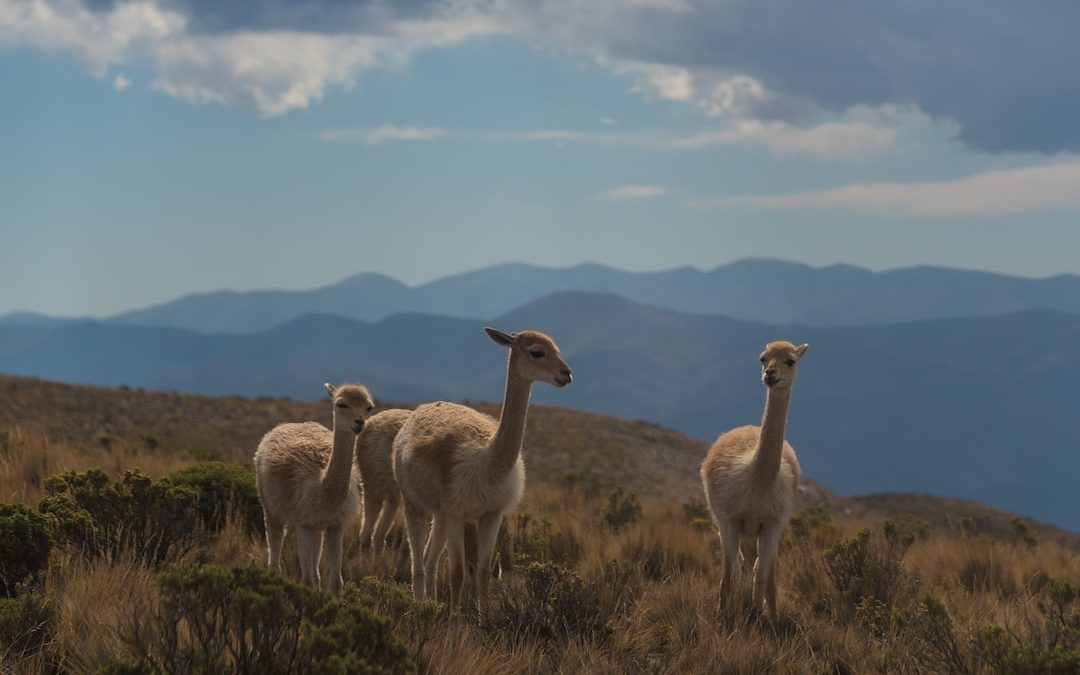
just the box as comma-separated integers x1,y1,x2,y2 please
485,327,573,388
324,382,375,433
759,341,808,391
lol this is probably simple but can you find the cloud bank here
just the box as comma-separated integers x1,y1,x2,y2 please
3,0,1079,152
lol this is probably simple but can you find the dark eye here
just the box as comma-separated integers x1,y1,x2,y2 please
529,350,545,358
785,359,796,367
759,357,767,364
367,405,374,412
335,402,348,408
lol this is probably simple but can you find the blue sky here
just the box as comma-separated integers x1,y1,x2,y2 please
2,0,1079,317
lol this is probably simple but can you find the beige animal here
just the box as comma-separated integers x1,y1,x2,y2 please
354,408,412,570
701,340,808,621
254,382,374,594
393,327,572,608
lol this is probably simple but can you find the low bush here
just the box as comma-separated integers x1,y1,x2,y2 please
600,487,642,531
483,561,612,646
164,461,263,538
39,468,199,565
0,584,57,665
0,503,52,595
823,522,916,627
120,564,413,675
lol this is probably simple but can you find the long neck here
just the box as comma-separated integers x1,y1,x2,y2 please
321,422,356,503
489,352,534,477
752,387,792,490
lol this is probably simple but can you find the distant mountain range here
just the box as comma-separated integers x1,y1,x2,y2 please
6,259,1079,333
1,290,1077,530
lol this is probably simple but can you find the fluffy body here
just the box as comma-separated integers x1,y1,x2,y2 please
254,383,373,594
701,340,807,620
394,328,570,609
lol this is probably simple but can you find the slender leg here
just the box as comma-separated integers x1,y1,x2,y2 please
443,519,466,610
474,511,502,611
265,514,286,572
324,525,345,595
755,525,782,621
717,519,742,610
393,525,411,581
372,495,399,557
296,527,323,588
423,515,448,603
402,500,430,600
358,491,380,555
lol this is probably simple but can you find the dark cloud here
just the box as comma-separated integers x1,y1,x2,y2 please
49,0,1080,151
570,0,1080,153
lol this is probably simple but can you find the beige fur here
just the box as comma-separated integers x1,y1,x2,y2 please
254,382,374,594
701,340,808,621
354,408,412,570
394,327,572,609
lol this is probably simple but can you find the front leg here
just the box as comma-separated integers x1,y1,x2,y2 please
324,525,345,595
755,525,782,622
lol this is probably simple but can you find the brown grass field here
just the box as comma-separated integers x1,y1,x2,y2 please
1,375,1078,673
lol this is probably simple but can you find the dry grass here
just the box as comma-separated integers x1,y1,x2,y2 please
2,376,1079,673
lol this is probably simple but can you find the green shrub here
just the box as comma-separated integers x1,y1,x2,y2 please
164,461,263,538
972,579,1080,674
0,584,57,664
0,503,52,595
39,468,199,565
483,561,612,646
823,522,916,626
600,487,642,531
120,564,413,675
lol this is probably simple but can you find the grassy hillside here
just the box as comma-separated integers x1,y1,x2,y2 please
1,376,1078,673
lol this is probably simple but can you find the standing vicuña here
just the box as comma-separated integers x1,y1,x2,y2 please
701,341,808,620
354,408,411,574
393,327,572,608
254,383,374,594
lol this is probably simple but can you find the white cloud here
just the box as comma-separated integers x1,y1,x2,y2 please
601,185,668,200
112,73,131,91
480,117,898,159
672,119,898,159
698,162,1080,216
0,0,502,116
320,125,448,144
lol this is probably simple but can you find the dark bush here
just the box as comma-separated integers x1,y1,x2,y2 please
164,461,263,538
483,561,612,646
39,468,199,565
600,487,642,531
823,522,916,626
120,564,413,675
0,584,57,665
972,578,1080,674
0,503,52,595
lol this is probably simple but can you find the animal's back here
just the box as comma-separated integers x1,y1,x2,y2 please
255,422,334,524
356,409,412,500
394,401,500,514
701,425,800,532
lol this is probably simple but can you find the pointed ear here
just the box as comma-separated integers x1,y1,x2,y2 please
485,327,516,347
795,343,809,358
324,382,336,397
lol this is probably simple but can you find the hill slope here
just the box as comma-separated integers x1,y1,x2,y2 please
2,374,1075,549
1,293,1077,530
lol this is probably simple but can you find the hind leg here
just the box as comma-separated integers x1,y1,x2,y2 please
264,513,286,572
372,495,399,557
402,499,430,600
324,525,345,595
423,515,448,603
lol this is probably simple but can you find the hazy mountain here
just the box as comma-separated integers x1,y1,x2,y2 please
1,291,1076,530
89,259,1080,333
